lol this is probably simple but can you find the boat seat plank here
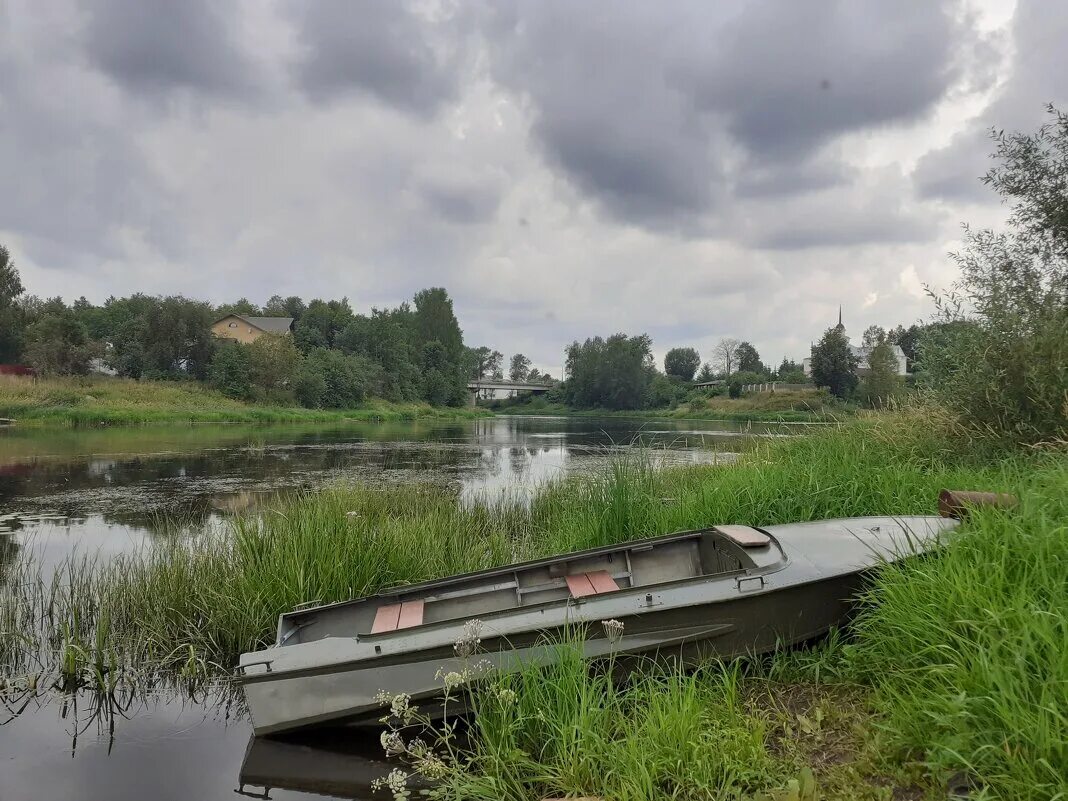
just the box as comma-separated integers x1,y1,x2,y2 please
371,604,402,633
566,570,620,598
372,601,425,633
565,574,595,597
587,570,620,594
714,525,771,548
397,600,425,629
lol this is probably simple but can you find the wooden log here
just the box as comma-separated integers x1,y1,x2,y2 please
938,489,1019,519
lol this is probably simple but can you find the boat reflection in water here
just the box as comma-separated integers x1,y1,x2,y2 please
237,729,429,800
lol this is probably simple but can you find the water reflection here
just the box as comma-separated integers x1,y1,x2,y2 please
0,682,410,801
238,730,426,800
0,415,798,799
0,416,767,571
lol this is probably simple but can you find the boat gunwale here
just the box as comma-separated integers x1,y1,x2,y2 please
275,525,782,628
241,560,801,684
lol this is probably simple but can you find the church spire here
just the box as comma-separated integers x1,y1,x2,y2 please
835,305,844,331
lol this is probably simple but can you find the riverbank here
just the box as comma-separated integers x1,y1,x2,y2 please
487,390,855,423
2,408,1063,799
0,376,488,427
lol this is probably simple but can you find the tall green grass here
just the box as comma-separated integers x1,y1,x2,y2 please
848,462,1068,799
1,409,1063,798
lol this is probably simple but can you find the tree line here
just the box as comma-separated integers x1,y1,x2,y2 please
0,266,548,409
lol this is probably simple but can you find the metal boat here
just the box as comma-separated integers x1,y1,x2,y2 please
238,514,957,736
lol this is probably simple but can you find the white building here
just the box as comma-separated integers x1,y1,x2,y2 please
802,311,907,377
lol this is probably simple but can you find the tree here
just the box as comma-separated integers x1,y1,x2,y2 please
469,346,503,380
861,325,887,349
0,245,25,363
695,362,716,383
564,333,653,410
215,298,260,317
664,347,700,381
887,324,923,369
810,326,858,399
411,288,467,405
925,105,1068,440
294,298,354,351
509,353,531,381
263,295,307,321
860,338,903,408
713,338,740,376
25,311,99,376
208,342,254,400
734,342,766,375
776,358,806,382
301,347,373,408
0,245,23,309
247,334,302,401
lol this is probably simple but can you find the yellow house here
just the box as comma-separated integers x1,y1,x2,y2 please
211,314,295,344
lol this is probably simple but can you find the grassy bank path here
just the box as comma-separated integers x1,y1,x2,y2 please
0,376,489,426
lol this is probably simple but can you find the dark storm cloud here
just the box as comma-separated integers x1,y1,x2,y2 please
82,0,257,97
682,1,960,160
483,1,970,227
289,1,463,116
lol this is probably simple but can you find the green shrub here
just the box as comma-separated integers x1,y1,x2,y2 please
924,106,1067,442
207,341,253,400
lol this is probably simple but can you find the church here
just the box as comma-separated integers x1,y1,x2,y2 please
801,309,908,377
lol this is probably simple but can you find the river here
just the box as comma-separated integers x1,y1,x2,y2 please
0,415,789,800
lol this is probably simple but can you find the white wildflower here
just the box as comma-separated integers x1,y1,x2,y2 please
442,670,465,691
405,737,428,758
389,692,415,723
372,768,411,800
416,754,450,781
602,618,624,645
453,618,483,659
374,689,391,705
387,768,410,800
494,686,517,705
380,729,405,757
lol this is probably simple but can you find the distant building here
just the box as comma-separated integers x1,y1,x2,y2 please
802,308,907,377
211,314,295,344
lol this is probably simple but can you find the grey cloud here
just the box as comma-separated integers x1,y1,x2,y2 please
484,1,970,227
289,1,462,116
683,1,961,159
82,0,257,97
735,158,850,199
915,0,1068,201
419,177,501,225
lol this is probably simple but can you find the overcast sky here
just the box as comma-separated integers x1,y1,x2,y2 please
2,0,1065,375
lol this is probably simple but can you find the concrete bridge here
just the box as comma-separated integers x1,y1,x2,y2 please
467,379,553,404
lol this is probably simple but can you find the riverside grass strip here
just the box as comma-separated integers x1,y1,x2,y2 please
0,375,489,427
1,409,1064,799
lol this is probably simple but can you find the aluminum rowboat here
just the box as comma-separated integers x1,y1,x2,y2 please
238,515,956,735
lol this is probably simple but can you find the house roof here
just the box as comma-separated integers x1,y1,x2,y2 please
215,314,294,333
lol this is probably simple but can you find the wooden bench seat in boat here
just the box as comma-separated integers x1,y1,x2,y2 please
371,600,425,633
565,570,620,598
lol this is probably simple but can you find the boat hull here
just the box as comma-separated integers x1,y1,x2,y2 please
239,515,957,736
242,571,864,736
